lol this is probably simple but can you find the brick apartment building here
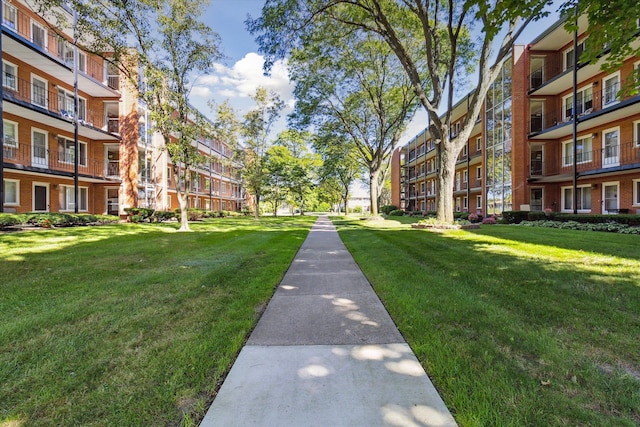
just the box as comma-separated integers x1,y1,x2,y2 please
392,16,640,216
1,1,244,216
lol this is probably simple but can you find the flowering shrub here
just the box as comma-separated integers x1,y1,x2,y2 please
468,213,482,223
518,220,640,234
482,216,497,225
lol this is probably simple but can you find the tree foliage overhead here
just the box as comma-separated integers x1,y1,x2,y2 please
248,0,553,222
283,17,420,215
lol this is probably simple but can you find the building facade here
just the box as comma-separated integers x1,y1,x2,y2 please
393,17,640,216
1,1,244,216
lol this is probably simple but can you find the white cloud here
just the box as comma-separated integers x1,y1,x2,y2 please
190,86,213,98
196,52,294,104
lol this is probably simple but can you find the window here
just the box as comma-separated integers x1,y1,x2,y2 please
463,170,468,183
420,182,425,194
59,185,88,211
3,120,18,148
463,196,468,210
562,137,592,166
476,137,482,151
3,60,17,90
603,127,620,166
57,89,87,120
563,86,593,120
633,179,640,206
603,73,620,106
564,40,585,70
476,166,482,180
57,137,87,166
31,76,48,108
3,2,16,30
476,195,482,209
167,167,172,186
634,120,640,146
562,186,591,211
462,144,468,157
455,197,461,212
31,21,47,49
3,179,19,205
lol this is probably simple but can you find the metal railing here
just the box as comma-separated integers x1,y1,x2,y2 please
2,3,117,90
3,140,114,178
529,142,640,177
3,72,114,131
528,81,636,134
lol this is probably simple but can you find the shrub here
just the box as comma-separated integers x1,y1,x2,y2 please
381,205,398,215
152,211,175,222
526,211,547,221
468,213,483,223
501,211,529,224
389,209,404,216
482,216,497,225
0,214,22,228
353,206,363,214
124,208,154,220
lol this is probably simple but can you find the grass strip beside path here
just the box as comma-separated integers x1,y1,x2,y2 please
334,217,640,427
0,216,314,427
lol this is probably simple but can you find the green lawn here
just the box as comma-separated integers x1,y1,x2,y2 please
334,218,640,427
0,216,314,427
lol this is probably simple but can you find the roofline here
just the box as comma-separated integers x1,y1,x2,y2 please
529,14,569,46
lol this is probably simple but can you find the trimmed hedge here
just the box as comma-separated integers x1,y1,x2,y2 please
381,205,398,215
0,213,119,229
519,220,640,234
502,211,640,226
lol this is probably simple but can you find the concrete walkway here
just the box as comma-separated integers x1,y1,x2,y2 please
200,216,457,427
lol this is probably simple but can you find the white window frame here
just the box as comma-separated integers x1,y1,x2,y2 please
476,137,482,151
3,119,18,148
562,136,593,167
633,119,640,147
3,2,17,31
31,74,48,108
3,178,19,205
2,60,17,91
602,181,620,214
476,166,482,180
31,20,47,49
633,179,640,206
462,144,468,156
463,196,468,210
602,126,620,167
59,185,88,212
563,39,585,71
463,169,468,183
31,128,49,167
602,71,620,107
562,85,593,121
561,185,592,213
420,182,425,194
32,182,49,212
57,136,87,167
476,195,482,210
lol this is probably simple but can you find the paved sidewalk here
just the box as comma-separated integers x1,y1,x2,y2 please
200,216,457,427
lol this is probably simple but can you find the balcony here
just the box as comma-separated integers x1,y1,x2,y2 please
2,3,119,97
528,83,640,137
528,142,640,179
2,73,120,140
3,140,118,179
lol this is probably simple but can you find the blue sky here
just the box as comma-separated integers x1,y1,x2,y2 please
190,1,563,145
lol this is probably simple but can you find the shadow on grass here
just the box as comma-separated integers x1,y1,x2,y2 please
0,216,314,426
334,221,640,426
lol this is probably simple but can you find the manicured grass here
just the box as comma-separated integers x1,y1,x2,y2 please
334,218,640,426
0,216,314,427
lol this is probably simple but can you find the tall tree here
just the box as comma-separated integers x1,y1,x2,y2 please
273,130,319,215
33,0,222,230
314,131,363,215
285,28,419,215
239,87,285,219
262,145,292,216
248,0,548,222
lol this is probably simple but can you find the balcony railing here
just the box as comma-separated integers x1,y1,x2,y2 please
2,3,117,90
528,82,637,134
3,140,116,178
3,73,113,131
529,142,640,177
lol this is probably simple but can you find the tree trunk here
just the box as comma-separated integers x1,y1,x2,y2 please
343,189,349,215
253,192,260,219
177,189,190,232
435,142,458,224
369,169,380,216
